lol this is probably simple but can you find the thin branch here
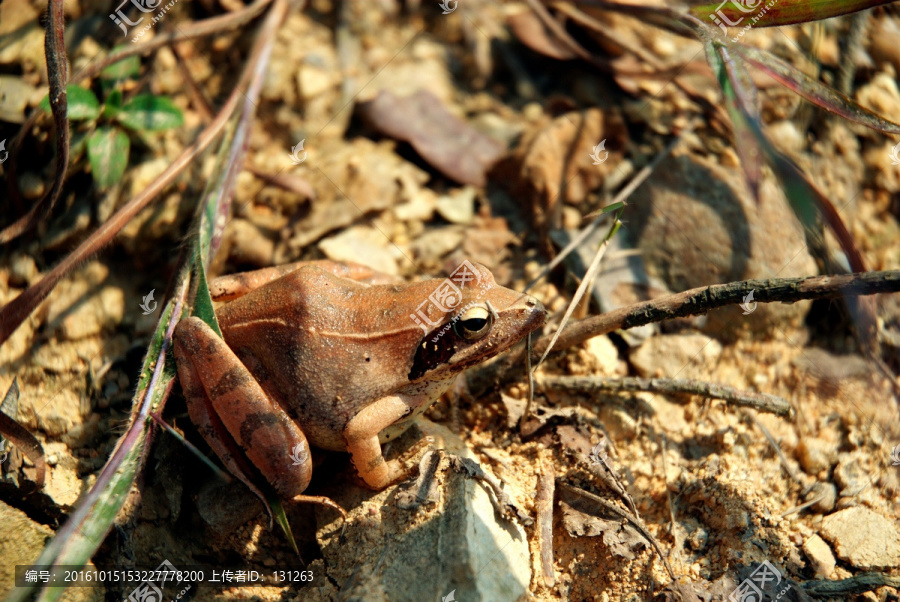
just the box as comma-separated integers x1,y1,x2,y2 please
0,379,45,489
473,271,900,394
536,461,556,588
541,375,793,416
802,573,900,597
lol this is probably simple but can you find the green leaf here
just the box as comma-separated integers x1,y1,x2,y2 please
192,247,223,338
87,126,130,189
102,89,124,120
117,95,184,131
39,85,100,121
100,52,141,82
270,497,300,556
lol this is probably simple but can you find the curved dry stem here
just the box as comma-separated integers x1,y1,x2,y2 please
0,0,69,244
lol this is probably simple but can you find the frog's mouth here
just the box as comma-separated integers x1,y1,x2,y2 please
407,295,546,381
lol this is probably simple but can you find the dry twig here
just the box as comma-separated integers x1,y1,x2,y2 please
558,481,676,581
541,375,793,416
536,462,556,588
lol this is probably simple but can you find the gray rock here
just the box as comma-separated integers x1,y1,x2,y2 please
833,451,868,498
625,154,817,340
315,424,530,602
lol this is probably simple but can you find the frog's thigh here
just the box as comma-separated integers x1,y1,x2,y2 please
209,262,315,301
343,396,413,489
174,317,312,498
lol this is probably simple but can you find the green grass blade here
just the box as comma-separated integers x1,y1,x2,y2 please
735,44,900,135
704,37,765,198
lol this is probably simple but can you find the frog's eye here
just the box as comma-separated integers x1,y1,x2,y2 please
453,305,493,341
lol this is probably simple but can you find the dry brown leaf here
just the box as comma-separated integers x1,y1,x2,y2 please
358,90,506,186
490,108,626,240
507,9,577,61
560,498,647,560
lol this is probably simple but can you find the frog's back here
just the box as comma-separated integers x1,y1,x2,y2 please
215,266,428,451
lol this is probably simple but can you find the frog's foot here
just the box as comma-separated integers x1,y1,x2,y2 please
290,493,348,521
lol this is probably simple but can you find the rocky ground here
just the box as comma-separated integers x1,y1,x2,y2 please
1,1,900,601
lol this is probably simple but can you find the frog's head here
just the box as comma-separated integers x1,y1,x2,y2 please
408,262,546,382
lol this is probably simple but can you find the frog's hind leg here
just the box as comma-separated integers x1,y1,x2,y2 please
209,261,398,301
174,317,324,506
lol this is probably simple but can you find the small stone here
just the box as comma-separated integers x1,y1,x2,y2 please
17,172,44,200
797,438,837,476
805,482,837,514
297,64,336,99
856,72,900,122
8,253,38,287
833,452,868,497
687,527,708,551
629,333,722,379
318,226,399,276
803,534,836,578
820,507,900,569
435,187,476,225
582,335,621,376
766,120,806,154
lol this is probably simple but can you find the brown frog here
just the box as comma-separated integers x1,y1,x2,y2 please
173,260,545,508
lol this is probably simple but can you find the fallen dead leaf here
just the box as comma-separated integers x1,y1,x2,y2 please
358,90,506,187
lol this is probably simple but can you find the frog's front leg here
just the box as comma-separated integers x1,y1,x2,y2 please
174,317,343,515
343,397,425,489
